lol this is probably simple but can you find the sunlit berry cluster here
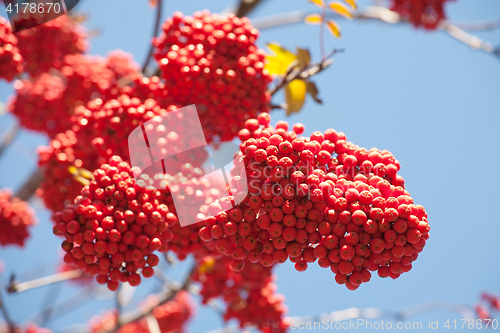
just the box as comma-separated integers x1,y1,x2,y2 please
53,156,172,290
38,130,102,213
71,95,182,163
0,16,23,81
193,256,288,332
0,323,53,333
154,11,272,142
89,290,194,333
199,113,430,290
16,15,87,76
8,52,139,137
0,189,36,247
389,0,450,30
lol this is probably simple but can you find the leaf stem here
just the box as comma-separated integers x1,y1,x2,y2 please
142,0,164,74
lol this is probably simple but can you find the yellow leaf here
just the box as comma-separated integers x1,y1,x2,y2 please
198,256,216,274
307,0,324,7
68,166,94,186
343,0,357,10
285,79,307,115
304,14,322,25
326,20,342,38
329,2,353,19
265,43,298,75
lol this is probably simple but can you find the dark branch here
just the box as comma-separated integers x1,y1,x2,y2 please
268,49,342,96
142,0,164,74
109,264,196,333
0,124,20,162
0,283,16,333
234,0,265,18
15,166,45,202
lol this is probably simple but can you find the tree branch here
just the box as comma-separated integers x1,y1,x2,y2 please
0,284,16,333
7,270,83,293
252,6,500,59
268,50,341,96
142,0,163,74
0,124,20,162
205,301,476,333
15,166,45,202
108,264,196,333
233,0,265,18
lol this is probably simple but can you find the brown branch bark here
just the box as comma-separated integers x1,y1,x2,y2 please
142,0,164,74
234,0,265,18
108,264,196,333
0,124,20,162
268,50,341,96
0,284,16,333
14,166,45,202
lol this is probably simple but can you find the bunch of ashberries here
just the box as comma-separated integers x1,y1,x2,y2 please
198,112,430,290
154,11,272,142
475,292,500,321
0,189,36,247
16,15,87,76
0,323,53,333
89,290,194,333
0,16,23,81
389,0,451,30
193,256,288,332
8,52,140,137
37,130,102,213
53,156,173,290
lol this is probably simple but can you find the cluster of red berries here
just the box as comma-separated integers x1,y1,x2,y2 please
389,0,450,30
154,11,272,142
0,16,23,81
16,15,87,76
8,52,140,137
53,156,173,290
0,189,36,247
90,290,194,333
193,256,288,332
198,113,430,290
37,130,102,213
71,94,183,163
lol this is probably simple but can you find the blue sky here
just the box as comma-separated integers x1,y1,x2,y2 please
1,0,500,332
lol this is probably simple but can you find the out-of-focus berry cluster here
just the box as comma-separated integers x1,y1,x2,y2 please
0,189,36,247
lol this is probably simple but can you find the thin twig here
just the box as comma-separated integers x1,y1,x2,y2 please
109,264,196,333
39,282,63,325
15,166,45,202
114,284,123,330
205,301,476,333
142,0,163,74
319,4,326,60
8,270,83,293
268,50,341,96
0,284,16,333
252,7,500,59
0,124,20,162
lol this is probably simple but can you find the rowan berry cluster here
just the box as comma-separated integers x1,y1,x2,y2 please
53,156,173,290
389,0,450,30
89,290,194,333
0,16,23,81
71,94,184,163
198,113,430,290
154,11,272,142
0,189,36,247
37,130,102,213
193,256,289,332
16,15,87,76
9,52,140,137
